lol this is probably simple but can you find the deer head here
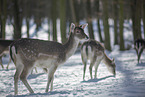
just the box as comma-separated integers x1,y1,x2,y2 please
70,23,88,40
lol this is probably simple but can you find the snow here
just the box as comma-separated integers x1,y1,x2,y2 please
0,46,145,97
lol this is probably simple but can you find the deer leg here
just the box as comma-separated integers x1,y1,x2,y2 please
20,67,34,94
138,46,144,63
81,52,88,80
89,65,93,79
6,58,11,70
14,64,24,95
89,56,96,79
83,61,87,80
94,61,101,78
50,76,54,91
31,67,37,74
89,60,95,79
45,65,57,92
134,47,139,62
0,56,4,69
34,67,37,73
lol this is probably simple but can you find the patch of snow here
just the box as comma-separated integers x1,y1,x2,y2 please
0,47,145,97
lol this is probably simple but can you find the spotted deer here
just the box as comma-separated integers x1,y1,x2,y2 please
0,39,13,69
134,38,145,63
9,23,88,95
81,39,116,80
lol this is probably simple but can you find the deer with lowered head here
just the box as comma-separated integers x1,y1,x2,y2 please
81,39,116,80
9,23,88,95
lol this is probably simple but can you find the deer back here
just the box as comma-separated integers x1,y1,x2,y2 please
10,38,66,62
81,39,105,59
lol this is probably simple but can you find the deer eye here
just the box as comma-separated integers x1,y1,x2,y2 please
76,30,80,33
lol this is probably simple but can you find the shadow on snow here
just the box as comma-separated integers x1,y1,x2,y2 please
81,75,115,83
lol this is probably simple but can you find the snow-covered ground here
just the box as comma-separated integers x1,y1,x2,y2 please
0,46,145,97
1,19,145,97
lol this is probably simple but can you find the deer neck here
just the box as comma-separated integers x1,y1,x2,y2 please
64,32,80,59
102,53,112,66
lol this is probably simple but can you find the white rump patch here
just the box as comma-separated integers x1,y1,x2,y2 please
87,46,94,60
11,46,17,59
82,46,87,59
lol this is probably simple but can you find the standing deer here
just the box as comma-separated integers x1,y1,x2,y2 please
0,39,13,69
134,38,145,63
9,23,88,95
81,39,116,80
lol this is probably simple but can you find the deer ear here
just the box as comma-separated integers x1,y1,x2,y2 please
81,23,88,29
70,23,75,33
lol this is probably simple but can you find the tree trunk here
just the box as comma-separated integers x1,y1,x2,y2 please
131,0,136,40
96,0,103,42
135,0,142,39
86,0,94,39
113,0,119,45
102,0,111,51
119,0,125,51
131,0,142,41
51,0,57,42
143,0,145,39
26,18,30,38
69,0,77,25
0,0,7,39
0,0,1,38
97,19,103,42
13,0,21,39
60,0,66,43
47,19,50,40
74,0,80,25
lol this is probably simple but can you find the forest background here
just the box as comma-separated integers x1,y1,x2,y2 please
0,0,145,51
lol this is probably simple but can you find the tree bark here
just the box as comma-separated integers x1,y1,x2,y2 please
97,19,103,42
69,0,77,24
96,0,103,42
86,0,94,39
135,0,142,39
102,0,111,51
26,18,30,38
131,0,142,41
51,0,57,42
60,0,66,43
0,0,7,39
113,0,119,45
119,0,125,51
13,0,22,39
0,0,1,38
47,19,50,40
143,0,145,39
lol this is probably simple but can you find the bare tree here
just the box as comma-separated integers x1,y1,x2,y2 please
95,0,103,42
143,0,145,38
0,0,7,39
113,0,119,45
119,0,125,50
102,0,111,51
60,0,66,43
51,0,57,41
131,0,142,41
86,0,94,39
13,0,22,39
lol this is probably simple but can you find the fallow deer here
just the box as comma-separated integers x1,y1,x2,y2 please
81,39,116,80
9,23,88,95
0,39,13,69
134,38,145,63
